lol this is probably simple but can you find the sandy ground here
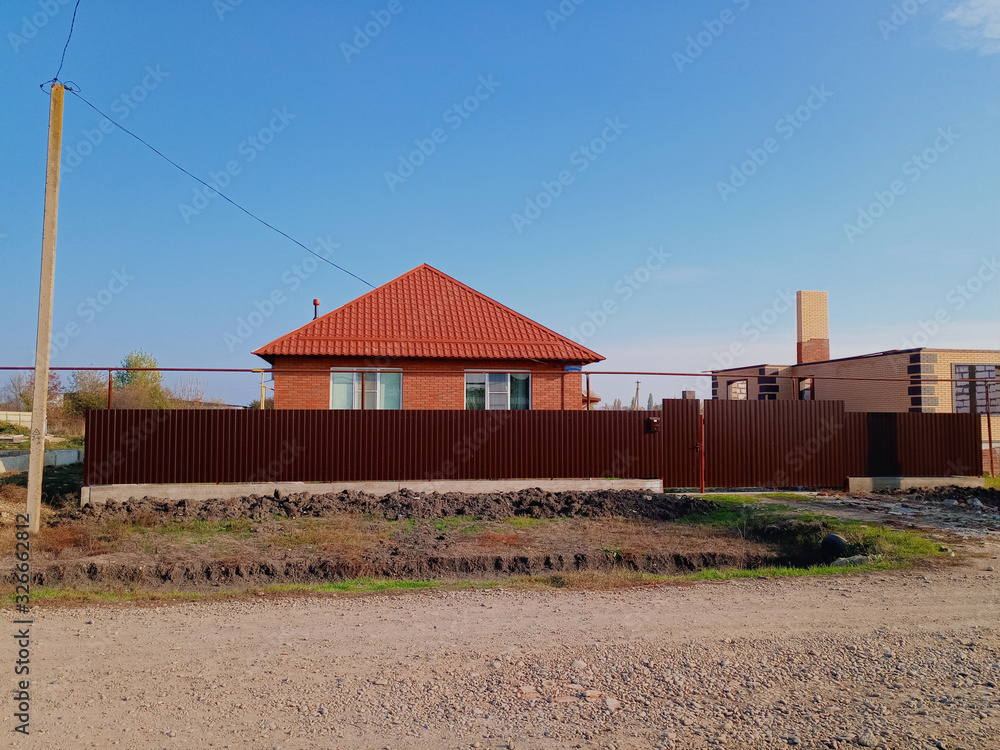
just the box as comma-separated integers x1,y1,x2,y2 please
5,536,1000,750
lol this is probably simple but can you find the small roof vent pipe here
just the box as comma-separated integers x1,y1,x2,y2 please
313,299,320,320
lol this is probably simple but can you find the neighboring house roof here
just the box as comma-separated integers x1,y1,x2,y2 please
253,263,605,363
710,347,1000,374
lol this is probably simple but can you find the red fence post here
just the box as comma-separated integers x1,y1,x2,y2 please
988,381,995,477
699,408,705,494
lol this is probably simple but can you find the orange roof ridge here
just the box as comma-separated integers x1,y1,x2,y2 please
253,264,605,364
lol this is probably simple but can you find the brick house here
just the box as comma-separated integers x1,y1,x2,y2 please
710,290,1000,469
253,264,604,411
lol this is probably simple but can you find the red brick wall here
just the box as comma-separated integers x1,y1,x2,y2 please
984,447,1000,477
797,339,830,365
270,356,585,410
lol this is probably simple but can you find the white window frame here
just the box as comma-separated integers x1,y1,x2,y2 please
329,368,402,410
464,370,531,410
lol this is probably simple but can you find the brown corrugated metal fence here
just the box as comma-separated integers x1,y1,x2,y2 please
846,412,983,478
84,408,681,486
659,399,701,488
704,400,848,488
84,402,984,489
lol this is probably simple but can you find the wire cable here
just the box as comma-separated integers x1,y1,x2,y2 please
53,0,83,82
65,88,376,289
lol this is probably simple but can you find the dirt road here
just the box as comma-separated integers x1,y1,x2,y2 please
7,538,1000,750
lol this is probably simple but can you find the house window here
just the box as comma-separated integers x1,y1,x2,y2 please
330,369,402,410
953,364,998,414
465,372,530,410
798,378,813,401
727,379,748,401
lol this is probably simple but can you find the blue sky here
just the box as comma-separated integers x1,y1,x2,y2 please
1,0,998,405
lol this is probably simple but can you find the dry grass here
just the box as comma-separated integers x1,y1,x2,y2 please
475,531,521,548
434,516,771,567
261,515,386,552
257,516,386,575
0,482,58,555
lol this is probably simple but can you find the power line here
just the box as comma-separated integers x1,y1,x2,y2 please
64,88,376,289
53,0,83,82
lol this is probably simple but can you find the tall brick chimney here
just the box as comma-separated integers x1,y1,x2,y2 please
796,290,830,364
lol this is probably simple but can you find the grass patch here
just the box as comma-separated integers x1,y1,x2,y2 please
432,516,482,534
986,475,999,490
677,560,897,581
758,492,812,500
674,493,941,569
9,578,441,605
676,497,786,528
17,587,210,604
829,521,940,562
700,493,765,503
137,518,256,542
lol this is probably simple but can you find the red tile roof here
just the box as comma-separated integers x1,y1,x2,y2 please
253,264,605,363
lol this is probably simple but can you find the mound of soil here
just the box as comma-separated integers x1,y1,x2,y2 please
16,491,746,589
31,548,762,589
56,488,718,526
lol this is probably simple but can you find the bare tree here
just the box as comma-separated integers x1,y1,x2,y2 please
0,372,61,411
64,371,109,416
170,377,207,407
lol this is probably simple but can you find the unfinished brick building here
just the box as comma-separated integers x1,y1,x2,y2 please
710,290,1000,468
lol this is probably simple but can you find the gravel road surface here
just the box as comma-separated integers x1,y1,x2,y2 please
7,538,1000,750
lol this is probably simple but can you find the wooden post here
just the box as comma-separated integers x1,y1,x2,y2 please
107,369,114,409
26,82,65,535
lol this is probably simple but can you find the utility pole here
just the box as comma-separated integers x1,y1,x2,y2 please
27,82,65,535
633,380,641,411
